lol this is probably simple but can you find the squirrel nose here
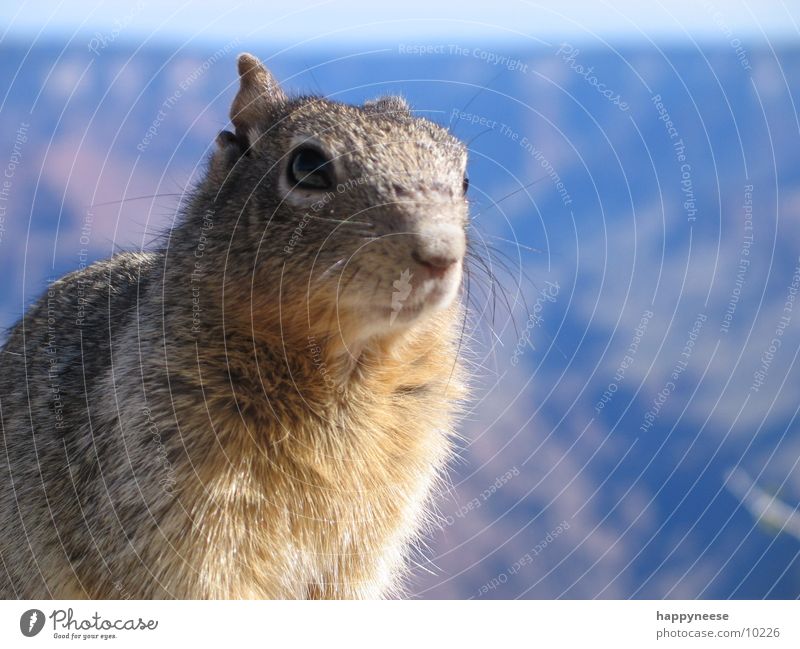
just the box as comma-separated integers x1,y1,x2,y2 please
412,250,459,271
413,225,465,274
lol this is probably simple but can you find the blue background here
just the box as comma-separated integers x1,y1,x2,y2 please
2,1,800,598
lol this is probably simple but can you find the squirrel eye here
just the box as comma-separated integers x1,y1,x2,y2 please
287,146,334,190
462,175,469,195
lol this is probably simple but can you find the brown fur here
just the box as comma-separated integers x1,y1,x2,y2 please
0,53,468,598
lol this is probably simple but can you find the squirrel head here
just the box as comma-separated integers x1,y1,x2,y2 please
200,53,468,358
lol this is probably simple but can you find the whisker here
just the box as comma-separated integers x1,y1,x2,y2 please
472,230,543,254
466,248,518,341
471,174,551,220
316,259,346,282
87,193,185,209
305,215,374,227
467,244,497,325
461,246,510,375
472,238,570,361
448,68,509,134
473,248,529,335
482,241,548,309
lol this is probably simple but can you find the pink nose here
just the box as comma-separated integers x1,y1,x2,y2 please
413,250,459,270
412,224,466,275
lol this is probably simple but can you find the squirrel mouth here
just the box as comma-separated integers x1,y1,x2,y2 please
330,244,464,335
386,258,463,327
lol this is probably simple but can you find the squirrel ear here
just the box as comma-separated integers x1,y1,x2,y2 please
215,130,240,150
209,130,245,178
230,53,286,143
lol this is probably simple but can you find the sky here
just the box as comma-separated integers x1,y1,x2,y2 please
1,0,798,48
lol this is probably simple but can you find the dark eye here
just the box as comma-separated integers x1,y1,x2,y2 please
287,145,335,190
462,175,469,195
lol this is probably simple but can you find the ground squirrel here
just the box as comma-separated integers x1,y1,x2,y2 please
0,52,469,599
